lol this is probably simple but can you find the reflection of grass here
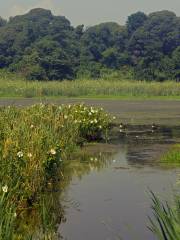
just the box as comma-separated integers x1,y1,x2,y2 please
161,144,180,165
149,192,180,240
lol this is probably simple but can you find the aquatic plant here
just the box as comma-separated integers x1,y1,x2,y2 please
0,185,16,240
161,144,180,165
0,75,180,98
149,192,180,240
0,103,113,238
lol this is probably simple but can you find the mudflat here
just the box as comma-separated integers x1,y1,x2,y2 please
0,98,180,125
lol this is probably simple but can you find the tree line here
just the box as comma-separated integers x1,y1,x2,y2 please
0,8,180,81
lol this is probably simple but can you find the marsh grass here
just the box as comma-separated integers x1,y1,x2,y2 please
0,187,16,240
161,144,180,166
0,103,113,238
0,72,180,98
149,192,180,240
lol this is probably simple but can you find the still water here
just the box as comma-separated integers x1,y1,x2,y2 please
59,126,180,240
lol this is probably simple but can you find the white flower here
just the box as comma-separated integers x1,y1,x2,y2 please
14,212,17,218
2,185,8,193
99,125,102,129
88,112,92,116
90,158,94,161
50,149,56,155
113,116,116,120
64,115,68,119
17,151,23,158
94,119,98,124
90,120,94,124
40,103,45,108
27,153,32,158
30,124,34,129
74,120,78,124
94,158,98,162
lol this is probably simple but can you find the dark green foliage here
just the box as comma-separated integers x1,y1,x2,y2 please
126,11,147,35
0,8,179,80
127,11,180,80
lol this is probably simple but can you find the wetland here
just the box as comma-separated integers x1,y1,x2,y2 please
0,99,179,239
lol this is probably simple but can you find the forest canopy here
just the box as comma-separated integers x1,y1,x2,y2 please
0,8,180,81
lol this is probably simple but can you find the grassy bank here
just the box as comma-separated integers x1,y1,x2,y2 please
161,144,180,166
0,73,180,99
0,103,113,238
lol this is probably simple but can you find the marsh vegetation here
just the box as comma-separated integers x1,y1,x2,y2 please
0,103,114,239
0,73,180,99
0,103,179,239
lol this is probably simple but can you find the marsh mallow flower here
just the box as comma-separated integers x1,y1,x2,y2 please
2,185,8,193
50,149,56,155
17,151,23,158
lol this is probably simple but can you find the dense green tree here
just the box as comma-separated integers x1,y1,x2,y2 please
0,8,179,81
126,12,147,35
0,17,6,27
172,46,180,80
127,11,180,80
80,22,126,69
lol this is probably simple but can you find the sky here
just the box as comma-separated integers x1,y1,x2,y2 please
0,0,180,26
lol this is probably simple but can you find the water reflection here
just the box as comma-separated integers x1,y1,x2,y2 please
15,125,180,239
59,125,180,240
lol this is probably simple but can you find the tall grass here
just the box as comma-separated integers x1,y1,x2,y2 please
161,144,180,166
0,73,180,98
0,103,113,238
149,192,180,240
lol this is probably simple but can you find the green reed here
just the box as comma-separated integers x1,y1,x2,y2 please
0,73,180,98
149,191,180,240
161,144,180,165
